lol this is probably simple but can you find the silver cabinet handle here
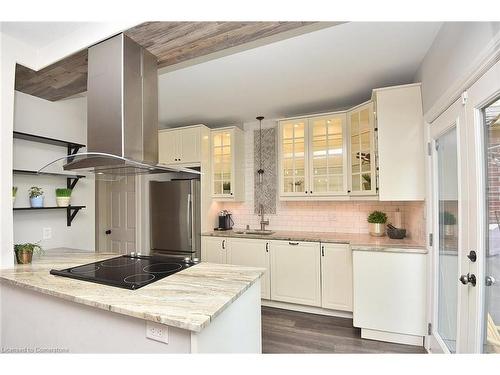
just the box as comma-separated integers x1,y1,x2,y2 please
289,242,299,246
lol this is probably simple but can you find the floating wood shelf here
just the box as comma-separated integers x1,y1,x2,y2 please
13,169,86,189
13,206,86,226
13,131,86,155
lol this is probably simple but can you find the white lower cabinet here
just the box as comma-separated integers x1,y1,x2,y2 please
352,249,427,344
226,238,271,299
321,243,353,311
201,236,353,312
201,237,227,264
270,240,321,307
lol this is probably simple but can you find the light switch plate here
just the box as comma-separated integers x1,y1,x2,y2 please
146,321,169,344
42,227,52,240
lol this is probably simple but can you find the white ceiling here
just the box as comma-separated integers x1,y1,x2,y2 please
158,22,442,128
1,22,99,48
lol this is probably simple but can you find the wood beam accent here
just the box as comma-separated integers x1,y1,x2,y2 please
14,22,316,101
15,50,88,101
124,21,315,69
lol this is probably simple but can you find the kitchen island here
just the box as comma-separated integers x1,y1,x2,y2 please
0,249,264,353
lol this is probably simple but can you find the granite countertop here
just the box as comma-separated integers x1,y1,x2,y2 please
202,230,427,254
0,249,264,332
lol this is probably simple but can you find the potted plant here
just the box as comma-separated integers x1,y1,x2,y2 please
14,242,43,264
55,188,72,207
442,211,457,237
12,186,17,204
367,210,388,237
28,186,44,208
362,174,371,190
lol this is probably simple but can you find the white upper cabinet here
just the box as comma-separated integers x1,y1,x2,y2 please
308,114,348,196
279,113,347,199
279,118,309,197
211,126,245,201
347,102,377,196
373,83,425,201
158,125,209,165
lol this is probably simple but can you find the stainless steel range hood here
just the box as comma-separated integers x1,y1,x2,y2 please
39,33,199,178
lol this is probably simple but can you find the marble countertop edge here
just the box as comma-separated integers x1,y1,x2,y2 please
0,251,265,333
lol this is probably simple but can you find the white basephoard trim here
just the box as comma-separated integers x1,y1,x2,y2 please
361,328,424,347
261,299,353,319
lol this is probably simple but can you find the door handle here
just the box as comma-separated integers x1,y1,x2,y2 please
486,276,496,286
459,273,476,287
105,230,111,235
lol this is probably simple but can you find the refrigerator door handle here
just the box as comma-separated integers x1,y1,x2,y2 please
187,193,192,250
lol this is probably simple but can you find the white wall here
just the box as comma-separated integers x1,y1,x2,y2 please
1,23,133,267
1,32,37,267
415,22,500,114
12,91,95,251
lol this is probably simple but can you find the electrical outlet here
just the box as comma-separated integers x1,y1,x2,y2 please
42,227,52,240
146,321,169,344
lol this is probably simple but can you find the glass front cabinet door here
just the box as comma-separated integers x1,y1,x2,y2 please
279,113,348,198
212,129,234,198
308,114,348,196
279,118,309,197
279,104,376,199
348,102,377,195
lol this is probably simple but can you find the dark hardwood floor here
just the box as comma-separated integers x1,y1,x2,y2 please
261,306,427,354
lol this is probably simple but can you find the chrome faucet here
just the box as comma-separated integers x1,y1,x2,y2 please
259,204,269,231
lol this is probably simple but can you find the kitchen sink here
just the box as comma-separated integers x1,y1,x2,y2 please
233,230,275,235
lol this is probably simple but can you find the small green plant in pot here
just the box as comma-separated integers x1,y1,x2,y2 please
55,188,72,207
12,186,18,205
14,242,43,264
442,211,457,237
29,186,44,208
367,210,388,237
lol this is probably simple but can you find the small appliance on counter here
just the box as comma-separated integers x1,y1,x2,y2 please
215,210,234,231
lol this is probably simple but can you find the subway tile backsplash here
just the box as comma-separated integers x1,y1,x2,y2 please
219,200,426,242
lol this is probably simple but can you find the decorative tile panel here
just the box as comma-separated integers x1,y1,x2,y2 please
253,128,277,214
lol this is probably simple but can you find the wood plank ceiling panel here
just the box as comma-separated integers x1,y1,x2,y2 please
15,21,315,101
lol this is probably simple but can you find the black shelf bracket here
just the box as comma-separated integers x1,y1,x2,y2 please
67,176,82,190
67,206,84,227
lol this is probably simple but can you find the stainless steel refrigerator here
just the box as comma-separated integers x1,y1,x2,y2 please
150,179,201,259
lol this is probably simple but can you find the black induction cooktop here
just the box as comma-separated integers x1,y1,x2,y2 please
50,254,197,290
